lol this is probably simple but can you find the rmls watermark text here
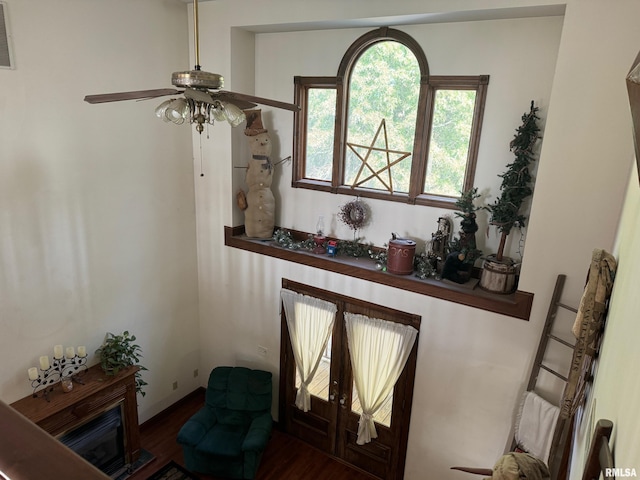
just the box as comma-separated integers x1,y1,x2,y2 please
606,468,637,477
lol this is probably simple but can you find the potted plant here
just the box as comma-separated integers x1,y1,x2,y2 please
95,331,148,396
480,101,541,293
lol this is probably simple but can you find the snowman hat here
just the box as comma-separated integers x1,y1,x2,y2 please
244,109,268,136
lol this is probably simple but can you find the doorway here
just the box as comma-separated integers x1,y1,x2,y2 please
279,279,421,480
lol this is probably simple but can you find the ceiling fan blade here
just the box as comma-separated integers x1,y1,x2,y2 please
217,91,300,112
211,92,257,110
84,88,182,104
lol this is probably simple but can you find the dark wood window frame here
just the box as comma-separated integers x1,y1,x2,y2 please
292,27,489,210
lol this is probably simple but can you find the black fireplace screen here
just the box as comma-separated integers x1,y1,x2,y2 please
59,405,126,476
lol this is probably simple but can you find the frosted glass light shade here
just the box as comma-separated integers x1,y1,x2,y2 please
165,98,189,125
222,102,246,127
155,99,174,122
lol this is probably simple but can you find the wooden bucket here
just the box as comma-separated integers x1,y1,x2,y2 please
479,255,518,294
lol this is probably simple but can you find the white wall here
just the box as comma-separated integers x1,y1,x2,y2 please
0,0,201,422
569,166,640,478
193,1,640,479
522,3,640,473
252,17,562,258
2,0,639,478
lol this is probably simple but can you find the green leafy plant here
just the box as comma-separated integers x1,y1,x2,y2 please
96,331,148,396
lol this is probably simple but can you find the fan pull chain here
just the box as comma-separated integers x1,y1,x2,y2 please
199,134,204,177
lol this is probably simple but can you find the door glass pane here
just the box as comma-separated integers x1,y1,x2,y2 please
424,89,476,196
305,88,336,181
295,334,332,401
344,41,419,193
351,380,393,427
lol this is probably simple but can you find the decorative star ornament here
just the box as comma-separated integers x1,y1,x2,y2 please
346,119,411,193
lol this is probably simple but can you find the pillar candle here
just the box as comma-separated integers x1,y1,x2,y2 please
53,344,64,359
66,346,75,358
39,356,50,370
28,367,39,380
77,346,86,358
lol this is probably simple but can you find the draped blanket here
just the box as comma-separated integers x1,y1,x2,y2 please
561,249,617,418
515,391,559,463
484,453,551,480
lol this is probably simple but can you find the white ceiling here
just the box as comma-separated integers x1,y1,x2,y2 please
241,5,566,33
180,2,565,33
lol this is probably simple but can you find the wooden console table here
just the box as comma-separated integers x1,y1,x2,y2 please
10,364,141,465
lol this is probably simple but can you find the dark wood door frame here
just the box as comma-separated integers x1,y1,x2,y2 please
279,279,421,480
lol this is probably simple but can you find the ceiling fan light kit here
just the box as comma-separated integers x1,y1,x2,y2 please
153,88,246,132
83,0,299,134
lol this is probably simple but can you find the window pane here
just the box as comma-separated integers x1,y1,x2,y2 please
295,334,332,401
351,379,392,427
304,88,337,181
345,41,420,193
424,89,476,197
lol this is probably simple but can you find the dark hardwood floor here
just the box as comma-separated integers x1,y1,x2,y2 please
129,389,376,480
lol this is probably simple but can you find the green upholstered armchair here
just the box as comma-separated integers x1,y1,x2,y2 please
177,366,273,479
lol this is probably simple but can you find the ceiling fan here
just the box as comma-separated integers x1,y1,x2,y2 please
84,0,298,134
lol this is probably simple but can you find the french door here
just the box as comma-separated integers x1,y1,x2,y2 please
279,279,420,480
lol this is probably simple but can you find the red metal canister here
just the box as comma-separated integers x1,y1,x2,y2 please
387,236,416,275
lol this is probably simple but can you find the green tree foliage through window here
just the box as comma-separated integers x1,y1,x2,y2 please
425,89,476,197
346,41,420,193
305,88,337,181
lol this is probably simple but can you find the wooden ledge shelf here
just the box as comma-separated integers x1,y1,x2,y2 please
225,226,533,320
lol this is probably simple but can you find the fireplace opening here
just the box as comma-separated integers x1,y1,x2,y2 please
58,404,126,477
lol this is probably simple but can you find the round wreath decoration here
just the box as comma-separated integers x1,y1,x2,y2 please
338,198,370,232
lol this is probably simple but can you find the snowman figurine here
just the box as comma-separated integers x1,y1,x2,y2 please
238,110,276,239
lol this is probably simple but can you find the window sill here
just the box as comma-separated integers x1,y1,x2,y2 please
224,226,533,321
291,180,461,210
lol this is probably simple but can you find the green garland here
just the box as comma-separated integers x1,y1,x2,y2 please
337,238,372,257
272,229,438,280
273,229,377,260
414,252,436,279
370,248,388,271
272,229,315,251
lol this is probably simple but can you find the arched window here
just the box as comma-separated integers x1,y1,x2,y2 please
343,37,421,194
293,27,489,208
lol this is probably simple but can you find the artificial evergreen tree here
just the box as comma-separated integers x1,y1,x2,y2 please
449,187,483,266
486,101,540,262
442,188,483,283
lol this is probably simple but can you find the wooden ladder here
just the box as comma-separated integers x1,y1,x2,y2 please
527,274,577,391
526,274,578,480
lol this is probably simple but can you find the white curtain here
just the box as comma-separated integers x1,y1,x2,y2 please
345,312,418,445
281,289,337,412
